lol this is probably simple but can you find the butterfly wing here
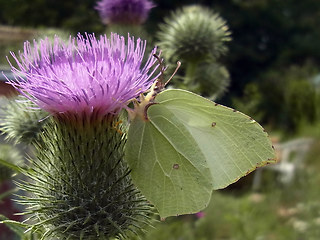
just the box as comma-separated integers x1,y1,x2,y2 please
126,89,276,218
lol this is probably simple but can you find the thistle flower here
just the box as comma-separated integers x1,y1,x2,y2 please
157,5,231,63
8,33,158,117
6,33,159,239
95,0,155,25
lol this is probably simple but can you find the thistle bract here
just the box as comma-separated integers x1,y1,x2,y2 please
6,33,159,239
96,0,155,25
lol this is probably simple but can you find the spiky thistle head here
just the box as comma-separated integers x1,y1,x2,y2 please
0,96,48,144
6,33,160,239
95,0,155,25
19,115,153,240
157,5,231,64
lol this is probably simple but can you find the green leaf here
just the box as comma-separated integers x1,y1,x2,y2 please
126,89,276,218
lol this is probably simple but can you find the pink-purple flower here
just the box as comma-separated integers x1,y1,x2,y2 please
195,211,206,219
95,0,155,25
8,33,159,116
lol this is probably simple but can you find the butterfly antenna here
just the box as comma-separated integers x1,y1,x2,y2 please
164,61,181,87
153,54,181,90
153,53,166,86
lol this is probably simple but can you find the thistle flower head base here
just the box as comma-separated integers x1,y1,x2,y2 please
18,115,153,239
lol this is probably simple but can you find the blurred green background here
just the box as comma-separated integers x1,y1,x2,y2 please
1,0,320,239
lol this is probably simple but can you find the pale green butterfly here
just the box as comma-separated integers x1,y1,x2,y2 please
125,60,276,218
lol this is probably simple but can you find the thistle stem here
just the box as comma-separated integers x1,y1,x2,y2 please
185,61,198,85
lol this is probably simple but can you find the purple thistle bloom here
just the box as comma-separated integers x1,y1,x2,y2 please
195,211,206,219
95,0,155,25
8,33,159,116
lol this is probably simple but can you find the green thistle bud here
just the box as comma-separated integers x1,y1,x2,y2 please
0,96,48,144
157,5,231,64
20,114,152,239
0,144,22,183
